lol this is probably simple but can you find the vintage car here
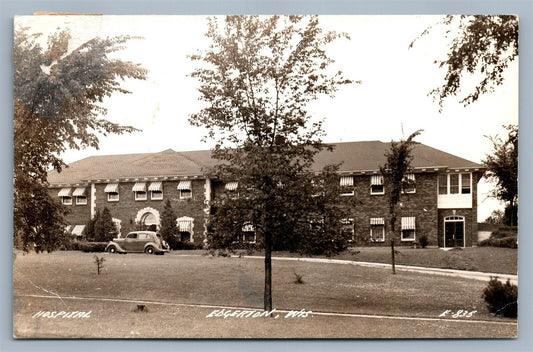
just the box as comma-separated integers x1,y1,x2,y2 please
105,231,169,254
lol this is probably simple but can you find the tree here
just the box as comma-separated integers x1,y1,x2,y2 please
190,15,354,311
484,209,505,225
160,199,178,249
13,27,147,251
380,130,422,274
483,124,518,226
94,207,116,242
84,209,100,241
410,15,518,111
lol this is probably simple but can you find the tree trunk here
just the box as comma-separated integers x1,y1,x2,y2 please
264,232,273,312
390,238,396,275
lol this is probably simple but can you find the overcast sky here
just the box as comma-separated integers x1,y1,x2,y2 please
15,15,519,220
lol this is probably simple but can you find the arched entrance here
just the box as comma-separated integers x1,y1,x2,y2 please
135,207,160,232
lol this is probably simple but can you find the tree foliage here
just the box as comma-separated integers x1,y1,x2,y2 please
94,207,116,242
411,15,518,111
160,199,178,249
380,130,422,273
190,15,354,310
483,124,518,226
13,27,147,251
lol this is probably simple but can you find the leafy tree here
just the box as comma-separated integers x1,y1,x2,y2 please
160,199,178,249
84,209,100,241
483,124,518,226
380,130,422,274
13,27,147,251
94,207,116,242
484,209,505,225
410,15,518,111
190,15,354,311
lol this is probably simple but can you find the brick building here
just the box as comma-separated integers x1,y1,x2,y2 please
47,141,485,248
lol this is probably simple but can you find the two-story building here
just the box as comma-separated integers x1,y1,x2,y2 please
47,141,485,248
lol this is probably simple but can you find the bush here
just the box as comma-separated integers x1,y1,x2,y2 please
482,277,517,318
78,242,108,252
478,236,517,249
171,241,203,250
418,236,429,248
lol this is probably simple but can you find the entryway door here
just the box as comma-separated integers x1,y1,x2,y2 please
444,216,465,248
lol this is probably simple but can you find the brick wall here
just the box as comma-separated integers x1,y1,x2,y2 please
348,172,439,246
48,187,91,227
93,179,209,243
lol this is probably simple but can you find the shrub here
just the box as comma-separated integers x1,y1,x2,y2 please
418,235,429,248
483,277,517,318
171,241,204,250
293,272,305,284
78,242,108,252
478,236,517,249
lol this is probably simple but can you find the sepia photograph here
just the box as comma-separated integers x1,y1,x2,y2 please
12,14,519,339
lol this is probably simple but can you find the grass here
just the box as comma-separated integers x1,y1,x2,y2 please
12,250,517,338
173,246,517,275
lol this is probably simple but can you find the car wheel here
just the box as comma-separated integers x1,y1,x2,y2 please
108,246,117,253
145,246,155,254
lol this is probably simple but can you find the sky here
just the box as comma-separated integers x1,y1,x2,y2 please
15,15,519,220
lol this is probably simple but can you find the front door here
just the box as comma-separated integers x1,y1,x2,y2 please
444,220,464,247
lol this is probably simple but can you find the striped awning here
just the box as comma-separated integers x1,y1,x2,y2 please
340,176,354,187
64,225,71,234
178,220,192,232
148,181,163,191
72,187,86,196
177,180,192,190
104,183,119,193
57,188,72,197
404,173,415,181
132,182,146,192
401,217,416,230
242,223,255,232
71,225,85,236
370,217,385,225
225,182,238,191
371,175,384,185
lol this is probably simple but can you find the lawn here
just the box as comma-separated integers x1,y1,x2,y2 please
12,250,517,338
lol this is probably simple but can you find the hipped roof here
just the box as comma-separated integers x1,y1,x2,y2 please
47,141,484,186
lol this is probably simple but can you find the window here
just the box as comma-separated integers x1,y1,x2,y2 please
105,183,120,202
449,174,459,194
132,182,147,201
370,175,384,195
340,176,354,196
76,196,87,205
370,218,385,242
402,174,416,193
178,180,192,199
126,233,138,239
58,187,72,204
108,192,119,202
242,223,256,243
149,181,163,200
341,219,355,241
401,216,416,241
438,173,472,195
461,174,471,194
438,174,448,195
135,191,147,201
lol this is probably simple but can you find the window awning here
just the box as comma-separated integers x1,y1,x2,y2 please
58,188,72,197
341,218,354,225
148,181,163,191
132,182,146,192
371,175,384,185
72,187,86,197
242,223,255,232
340,176,354,187
404,173,415,181
71,225,85,236
370,217,385,225
177,180,192,190
105,183,119,193
178,220,192,232
64,225,71,234
401,217,416,230
225,182,238,191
